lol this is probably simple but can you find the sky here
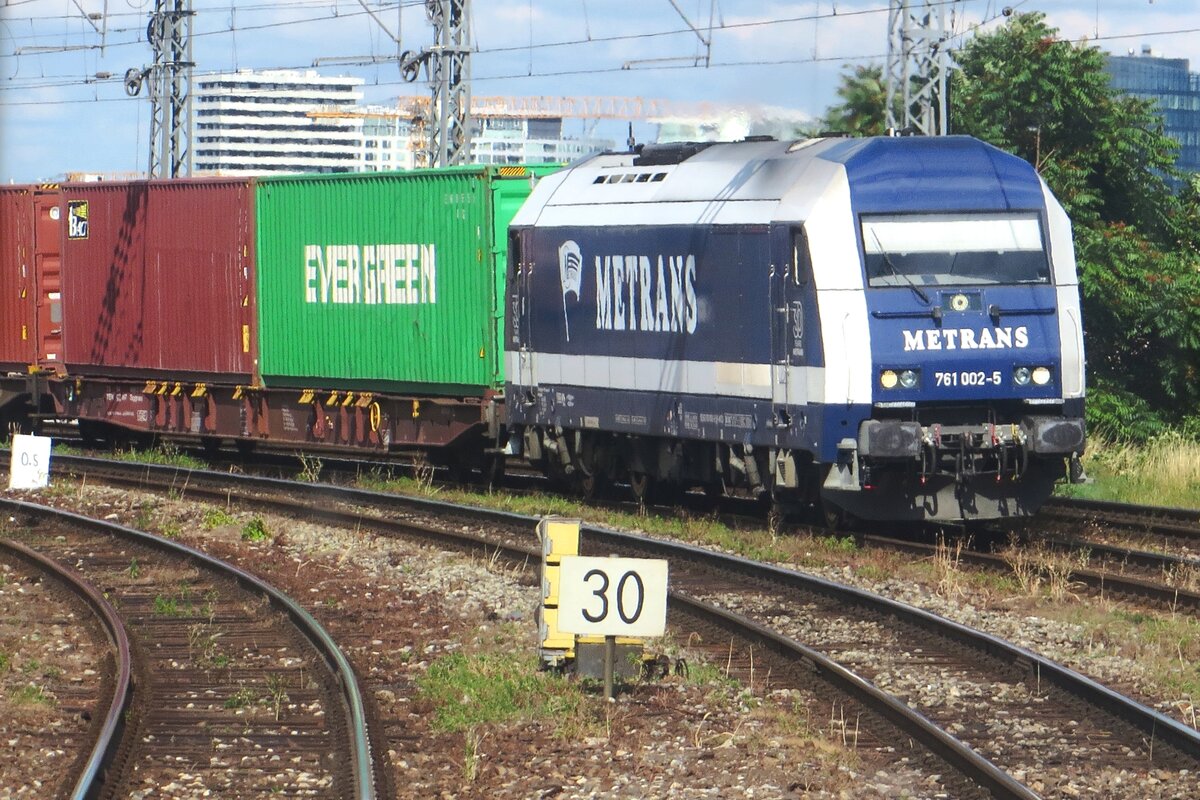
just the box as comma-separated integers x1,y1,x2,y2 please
1,0,1198,183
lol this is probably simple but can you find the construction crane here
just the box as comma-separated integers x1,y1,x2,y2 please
306,95,735,121
306,96,746,166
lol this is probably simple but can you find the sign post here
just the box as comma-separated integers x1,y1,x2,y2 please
557,554,669,698
8,434,52,490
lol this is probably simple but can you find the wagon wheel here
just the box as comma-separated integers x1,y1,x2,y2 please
482,452,505,490
577,470,606,500
441,452,472,486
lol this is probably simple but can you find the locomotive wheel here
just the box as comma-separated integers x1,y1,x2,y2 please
629,471,654,505
577,469,611,500
821,498,849,532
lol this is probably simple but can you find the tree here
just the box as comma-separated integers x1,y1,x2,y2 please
949,14,1198,436
1073,224,1200,418
950,12,1179,238
821,64,890,136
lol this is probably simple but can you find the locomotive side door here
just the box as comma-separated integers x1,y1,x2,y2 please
32,190,63,370
771,225,815,416
507,228,535,393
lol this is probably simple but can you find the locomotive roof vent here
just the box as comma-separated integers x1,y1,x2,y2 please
632,141,716,166
591,172,668,185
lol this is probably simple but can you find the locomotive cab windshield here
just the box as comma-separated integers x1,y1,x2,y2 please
862,212,1050,286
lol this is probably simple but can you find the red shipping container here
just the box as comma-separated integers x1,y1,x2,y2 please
59,179,257,381
0,186,36,372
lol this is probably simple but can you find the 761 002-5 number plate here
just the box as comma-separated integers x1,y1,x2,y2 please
934,370,1002,388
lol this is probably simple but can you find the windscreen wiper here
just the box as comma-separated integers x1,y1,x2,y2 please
871,229,931,305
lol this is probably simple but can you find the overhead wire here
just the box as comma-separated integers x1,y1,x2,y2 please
2,1,1199,101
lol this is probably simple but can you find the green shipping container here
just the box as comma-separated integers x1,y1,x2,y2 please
255,166,555,394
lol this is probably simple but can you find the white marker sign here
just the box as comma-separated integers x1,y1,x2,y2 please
8,434,52,490
557,556,668,638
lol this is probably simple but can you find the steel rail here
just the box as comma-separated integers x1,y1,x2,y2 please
40,455,1044,796
867,533,1200,612
669,593,1039,800
0,538,133,800
48,457,1200,782
1042,496,1200,541
1041,535,1200,572
0,497,378,800
585,526,1200,762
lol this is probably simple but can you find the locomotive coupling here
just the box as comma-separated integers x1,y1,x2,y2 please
827,416,1087,492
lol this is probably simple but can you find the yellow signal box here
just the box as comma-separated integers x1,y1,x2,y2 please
538,518,580,666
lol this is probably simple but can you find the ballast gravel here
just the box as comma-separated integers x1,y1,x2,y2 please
0,557,106,798
6,480,1199,799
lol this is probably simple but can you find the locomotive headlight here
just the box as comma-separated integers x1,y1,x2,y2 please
898,369,919,389
880,370,899,389
1013,367,1032,386
1031,366,1052,385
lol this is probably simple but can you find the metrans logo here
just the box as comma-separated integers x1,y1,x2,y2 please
902,326,1029,351
304,244,436,305
559,239,698,336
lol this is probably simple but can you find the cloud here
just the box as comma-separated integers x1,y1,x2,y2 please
5,0,1200,182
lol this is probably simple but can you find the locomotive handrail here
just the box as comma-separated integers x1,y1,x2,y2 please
871,305,1054,319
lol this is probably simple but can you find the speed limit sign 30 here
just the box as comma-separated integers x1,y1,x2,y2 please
556,556,668,638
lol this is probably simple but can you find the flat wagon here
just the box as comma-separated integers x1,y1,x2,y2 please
31,166,553,461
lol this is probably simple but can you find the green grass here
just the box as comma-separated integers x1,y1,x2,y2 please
202,507,237,529
152,584,200,617
109,443,207,470
153,595,182,616
9,683,53,707
1058,605,1200,704
1058,432,1200,509
240,517,270,543
224,684,256,710
355,470,806,565
416,651,588,734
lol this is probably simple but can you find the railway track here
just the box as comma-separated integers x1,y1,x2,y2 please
302,451,1200,607
0,496,379,799
0,539,129,799
1038,495,1200,568
34,454,1200,798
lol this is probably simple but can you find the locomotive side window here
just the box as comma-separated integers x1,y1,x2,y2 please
508,231,523,273
861,212,1050,286
792,229,811,286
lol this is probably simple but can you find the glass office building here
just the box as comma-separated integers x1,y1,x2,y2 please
1106,49,1200,180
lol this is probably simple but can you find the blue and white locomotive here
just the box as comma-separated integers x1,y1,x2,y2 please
504,135,1086,522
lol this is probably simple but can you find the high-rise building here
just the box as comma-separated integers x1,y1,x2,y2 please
193,69,615,175
1106,48,1200,179
194,70,365,175
470,116,610,165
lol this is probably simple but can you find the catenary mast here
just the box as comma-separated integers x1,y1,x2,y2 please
885,0,958,136
126,0,194,177
401,1,473,167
